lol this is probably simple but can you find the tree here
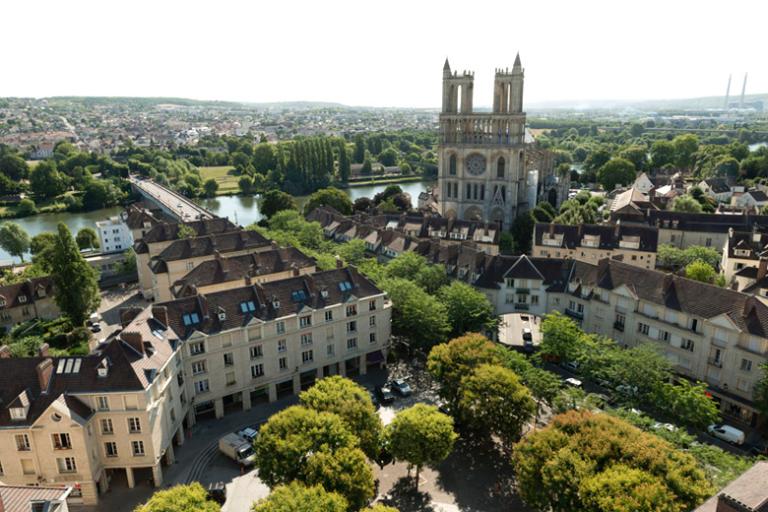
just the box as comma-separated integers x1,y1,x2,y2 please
82,179,121,210
203,178,219,198
597,158,636,191
353,135,366,164
427,333,503,409
540,312,583,362
29,160,67,199
303,187,353,216
511,212,535,253
361,158,373,175
50,223,100,325
337,141,351,182
299,376,383,459
353,197,374,212
239,175,254,195
685,259,717,284
251,482,347,512
16,198,37,217
754,362,768,419
0,153,29,180
385,404,457,489
378,148,398,167
657,244,720,270
458,364,536,448
378,278,450,350
650,140,676,169
135,483,220,512
584,149,611,173
383,252,448,294
0,223,30,262
302,446,375,510
652,380,719,429
511,411,712,512
670,195,703,213
252,405,357,487
335,239,367,266
177,224,197,239
259,190,297,219
30,232,57,271
437,281,495,337
76,227,99,251
618,145,648,171
252,143,277,173
673,134,699,169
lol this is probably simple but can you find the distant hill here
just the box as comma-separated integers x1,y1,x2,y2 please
528,93,768,111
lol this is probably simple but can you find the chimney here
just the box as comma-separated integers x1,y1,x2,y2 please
335,255,343,269
38,343,49,358
0,346,10,358
36,358,54,393
121,332,145,355
549,222,555,237
728,227,734,239
120,307,144,328
758,257,768,282
244,275,252,286
151,305,169,327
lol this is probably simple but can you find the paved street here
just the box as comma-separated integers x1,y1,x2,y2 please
130,176,215,221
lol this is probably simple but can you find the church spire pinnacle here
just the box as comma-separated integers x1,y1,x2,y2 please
443,58,451,78
513,53,522,70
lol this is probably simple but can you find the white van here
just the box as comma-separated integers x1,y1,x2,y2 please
219,433,256,466
707,423,746,445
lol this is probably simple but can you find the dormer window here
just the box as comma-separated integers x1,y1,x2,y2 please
182,312,200,326
0,296,5,307
10,407,27,421
291,290,308,302
735,249,751,257
339,281,353,292
18,295,27,304
320,289,329,299
97,358,109,378
218,308,227,321
239,301,257,314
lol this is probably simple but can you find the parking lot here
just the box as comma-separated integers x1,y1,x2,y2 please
497,313,541,351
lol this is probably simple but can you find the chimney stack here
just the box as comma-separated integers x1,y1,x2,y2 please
151,305,169,327
549,222,555,236
758,257,768,282
121,332,145,355
36,358,54,393
335,255,343,269
38,343,49,358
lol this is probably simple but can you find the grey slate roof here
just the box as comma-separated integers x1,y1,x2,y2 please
534,222,659,252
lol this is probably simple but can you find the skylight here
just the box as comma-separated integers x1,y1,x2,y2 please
183,312,201,326
291,290,307,302
240,301,256,313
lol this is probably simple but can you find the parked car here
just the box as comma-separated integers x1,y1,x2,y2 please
218,433,257,466
389,379,412,397
237,427,259,443
90,324,102,333
708,424,746,445
615,384,639,397
562,361,580,373
86,312,102,326
375,384,396,404
564,377,583,388
206,482,226,505
652,422,677,432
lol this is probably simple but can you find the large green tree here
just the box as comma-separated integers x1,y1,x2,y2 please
50,223,100,325
540,312,583,362
597,157,636,191
652,380,720,429
437,281,495,337
259,190,298,219
685,259,717,284
303,187,353,216
299,376,382,459
251,482,347,512
670,195,704,213
302,446,375,510
458,364,536,448
0,223,30,263
135,483,220,512
650,140,676,169
427,333,503,409
252,405,358,487
29,160,67,199
76,227,99,251
379,278,450,350
512,411,712,512
0,153,29,180
385,404,457,489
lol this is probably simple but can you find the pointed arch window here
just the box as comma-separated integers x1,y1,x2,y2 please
497,157,505,179
449,154,457,176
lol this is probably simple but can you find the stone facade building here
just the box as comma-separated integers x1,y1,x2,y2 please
437,56,567,228
0,277,59,334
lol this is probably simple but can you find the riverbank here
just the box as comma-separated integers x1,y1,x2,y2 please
345,175,427,187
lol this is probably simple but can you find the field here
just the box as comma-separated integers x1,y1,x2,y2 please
199,166,240,195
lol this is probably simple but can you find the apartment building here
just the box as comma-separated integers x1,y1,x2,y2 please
133,218,238,298
532,222,658,269
0,307,187,506
721,229,768,283
170,247,316,299
616,210,768,252
0,277,58,333
0,484,72,512
156,265,391,422
95,216,133,254
561,259,767,427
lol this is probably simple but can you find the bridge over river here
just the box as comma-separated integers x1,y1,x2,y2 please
129,176,217,222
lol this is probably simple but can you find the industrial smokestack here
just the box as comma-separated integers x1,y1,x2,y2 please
724,74,732,109
740,73,748,108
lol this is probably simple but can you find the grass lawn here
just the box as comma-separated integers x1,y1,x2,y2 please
199,166,240,195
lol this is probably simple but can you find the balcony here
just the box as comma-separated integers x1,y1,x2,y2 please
516,288,530,295
613,322,625,332
514,303,529,311
565,308,584,320
707,357,723,368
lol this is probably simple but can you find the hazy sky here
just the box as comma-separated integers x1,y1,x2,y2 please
2,0,765,108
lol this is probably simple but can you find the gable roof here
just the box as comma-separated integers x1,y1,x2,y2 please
150,230,271,271
534,222,659,252
134,218,238,253
0,277,54,310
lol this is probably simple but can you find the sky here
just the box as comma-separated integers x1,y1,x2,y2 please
2,0,766,108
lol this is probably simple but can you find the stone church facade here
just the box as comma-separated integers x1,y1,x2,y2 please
437,56,567,228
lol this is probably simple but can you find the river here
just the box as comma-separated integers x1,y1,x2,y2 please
0,181,434,264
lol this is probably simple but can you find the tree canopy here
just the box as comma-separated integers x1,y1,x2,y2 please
437,281,496,337
597,157,636,191
135,483,220,512
512,410,713,512
259,190,298,219
50,223,100,325
0,222,30,262
250,482,347,512
303,187,353,216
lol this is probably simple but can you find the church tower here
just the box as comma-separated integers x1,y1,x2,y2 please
437,56,530,229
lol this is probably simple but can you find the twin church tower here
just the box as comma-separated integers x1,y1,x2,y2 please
437,55,564,228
